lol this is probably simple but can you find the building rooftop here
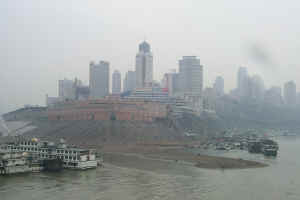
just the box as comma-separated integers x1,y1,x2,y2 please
139,41,150,53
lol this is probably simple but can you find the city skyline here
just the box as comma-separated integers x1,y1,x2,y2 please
1,0,300,114
2,39,300,114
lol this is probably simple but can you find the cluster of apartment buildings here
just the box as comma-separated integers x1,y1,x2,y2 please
46,41,205,120
232,67,298,107
46,40,299,121
200,66,300,113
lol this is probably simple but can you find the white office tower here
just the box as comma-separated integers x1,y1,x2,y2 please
123,70,136,92
135,41,153,88
284,81,297,105
213,76,224,96
178,56,203,114
89,61,110,99
112,70,121,94
237,67,249,97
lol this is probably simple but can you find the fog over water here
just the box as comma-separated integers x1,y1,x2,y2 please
1,0,300,114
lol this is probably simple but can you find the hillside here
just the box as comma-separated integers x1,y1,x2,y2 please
1,107,224,147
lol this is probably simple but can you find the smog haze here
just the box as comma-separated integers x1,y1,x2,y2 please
1,0,300,114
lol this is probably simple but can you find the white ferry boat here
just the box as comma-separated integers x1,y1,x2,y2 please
0,152,30,174
0,138,99,170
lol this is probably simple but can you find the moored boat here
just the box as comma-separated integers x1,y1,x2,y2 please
248,139,278,157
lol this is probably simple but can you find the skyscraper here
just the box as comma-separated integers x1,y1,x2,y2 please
237,67,249,97
89,61,110,99
123,70,136,92
178,56,203,114
284,81,297,105
135,41,153,88
213,76,224,96
249,75,265,101
112,70,121,94
178,56,203,96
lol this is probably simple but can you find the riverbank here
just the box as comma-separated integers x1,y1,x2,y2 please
101,144,267,170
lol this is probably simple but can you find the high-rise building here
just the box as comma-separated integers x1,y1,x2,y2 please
112,70,121,94
74,78,90,101
297,92,300,105
249,75,265,101
58,79,75,100
264,86,283,106
178,56,203,96
162,70,180,96
203,87,217,112
178,56,203,114
123,70,136,92
135,41,153,88
284,81,297,105
213,76,224,96
237,67,249,97
89,61,110,99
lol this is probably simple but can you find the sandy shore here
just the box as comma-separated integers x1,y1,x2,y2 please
100,144,267,170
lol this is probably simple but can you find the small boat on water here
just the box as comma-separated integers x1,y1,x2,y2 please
248,139,278,157
261,139,279,156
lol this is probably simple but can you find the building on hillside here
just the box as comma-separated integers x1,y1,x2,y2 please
124,87,169,102
89,61,110,99
135,41,153,88
237,67,249,97
249,75,265,101
123,70,136,93
297,92,300,105
46,95,61,107
112,70,121,94
178,56,203,96
203,87,217,112
229,88,239,98
213,76,224,96
161,70,180,96
178,56,203,114
284,81,296,105
75,85,90,101
264,86,283,106
47,99,168,122
58,79,75,100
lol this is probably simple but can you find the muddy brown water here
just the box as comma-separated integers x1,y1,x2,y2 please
1,136,300,200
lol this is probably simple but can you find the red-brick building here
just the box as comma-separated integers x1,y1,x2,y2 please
47,99,169,122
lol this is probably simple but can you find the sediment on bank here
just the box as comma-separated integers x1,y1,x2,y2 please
102,146,267,170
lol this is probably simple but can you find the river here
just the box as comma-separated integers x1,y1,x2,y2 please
1,136,299,200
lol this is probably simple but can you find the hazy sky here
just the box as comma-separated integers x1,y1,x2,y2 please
1,0,300,114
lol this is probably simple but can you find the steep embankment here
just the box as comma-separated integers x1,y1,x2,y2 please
2,108,267,170
2,108,224,146
23,119,185,146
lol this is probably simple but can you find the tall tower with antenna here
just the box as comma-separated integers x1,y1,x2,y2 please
135,41,153,88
